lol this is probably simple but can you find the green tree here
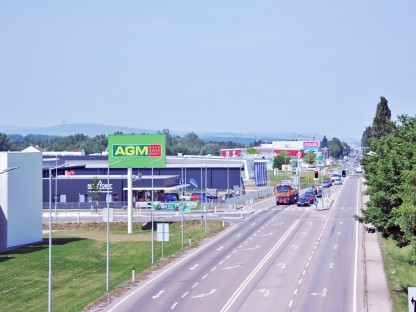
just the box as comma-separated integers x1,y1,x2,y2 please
303,151,316,165
361,126,372,151
371,97,393,141
247,147,260,154
328,137,343,159
320,135,328,148
273,151,290,169
0,133,14,151
357,115,416,262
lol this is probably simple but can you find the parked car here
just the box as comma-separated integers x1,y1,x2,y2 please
356,167,363,173
322,181,331,188
190,192,210,202
297,195,311,207
163,192,180,202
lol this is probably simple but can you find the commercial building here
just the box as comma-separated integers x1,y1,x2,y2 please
42,155,246,208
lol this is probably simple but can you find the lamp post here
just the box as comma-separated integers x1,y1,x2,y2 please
54,157,58,222
48,163,70,312
106,160,123,291
151,158,163,264
0,167,19,174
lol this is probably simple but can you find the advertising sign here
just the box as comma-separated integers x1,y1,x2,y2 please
254,160,268,187
303,141,319,150
108,134,166,168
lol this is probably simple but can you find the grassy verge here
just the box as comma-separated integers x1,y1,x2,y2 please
379,237,416,311
0,220,226,312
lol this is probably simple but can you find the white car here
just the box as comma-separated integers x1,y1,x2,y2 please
356,167,363,173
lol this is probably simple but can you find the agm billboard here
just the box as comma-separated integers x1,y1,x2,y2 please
108,134,166,168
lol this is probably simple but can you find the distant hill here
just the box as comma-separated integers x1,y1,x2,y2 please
0,123,359,145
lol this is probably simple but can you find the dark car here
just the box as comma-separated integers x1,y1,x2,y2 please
163,192,180,202
322,180,331,188
297,195,311,207
324,179,332,186
304,190,316,204
316,189,323,198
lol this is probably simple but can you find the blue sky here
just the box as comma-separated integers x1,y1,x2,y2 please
1,1,415,141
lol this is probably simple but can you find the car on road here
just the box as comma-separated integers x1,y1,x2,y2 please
304,190,316,204
316,189,323,198
356,167,363,173
333,178,343,185
322,180,331,188
297,195,311,207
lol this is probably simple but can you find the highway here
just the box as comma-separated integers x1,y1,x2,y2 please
96,174,365,312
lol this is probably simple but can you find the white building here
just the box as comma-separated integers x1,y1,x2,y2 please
0,151,43,250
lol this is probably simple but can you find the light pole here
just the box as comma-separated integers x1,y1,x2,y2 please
54,157,58,222
48,163,70,312
151,158,163,264
106,160,123,291
0,167,19,175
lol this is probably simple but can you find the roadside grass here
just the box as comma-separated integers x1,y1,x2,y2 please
380,237,416,312
0,220,225,312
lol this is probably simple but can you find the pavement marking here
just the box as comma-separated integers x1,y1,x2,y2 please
217,246,224,251
181,292,189,298
190,264,199,270
258,288,270,297
192,282,199,288
170,302,178,310
202,274,208,280
191,289,217,299
277,262,286,269
220,214,307,312
152,290,165,299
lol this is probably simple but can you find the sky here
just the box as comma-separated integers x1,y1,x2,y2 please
1,1,415,141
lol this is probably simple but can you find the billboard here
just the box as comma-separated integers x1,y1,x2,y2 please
254,160,268,187
108,134,166,168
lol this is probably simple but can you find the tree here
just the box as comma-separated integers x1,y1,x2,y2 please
88,177,101,213
273,151,290,170
328,137,343,159
246,147,260,154
303,151,316,165
371,97,393,141
356,114,416,262
0,133,14,151
320,135,328,148
361,126,372,151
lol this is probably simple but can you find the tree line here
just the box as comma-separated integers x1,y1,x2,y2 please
0,129,245,156
356,96,416,263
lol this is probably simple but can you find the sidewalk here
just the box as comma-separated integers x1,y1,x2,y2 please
362,182,393,312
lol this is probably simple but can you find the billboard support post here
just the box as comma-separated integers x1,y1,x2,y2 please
128,168,133,234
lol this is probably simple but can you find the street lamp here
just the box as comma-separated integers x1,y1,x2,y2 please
106,160,123,291
48,163,71,312
0,167,20,174
151,158,163,264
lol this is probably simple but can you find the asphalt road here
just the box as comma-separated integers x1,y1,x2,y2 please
94,174,365,312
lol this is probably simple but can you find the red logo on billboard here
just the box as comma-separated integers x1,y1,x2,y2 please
149,144,162,157
303,141,319,148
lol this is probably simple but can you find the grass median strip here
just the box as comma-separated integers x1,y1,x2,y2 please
0,220,225,312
